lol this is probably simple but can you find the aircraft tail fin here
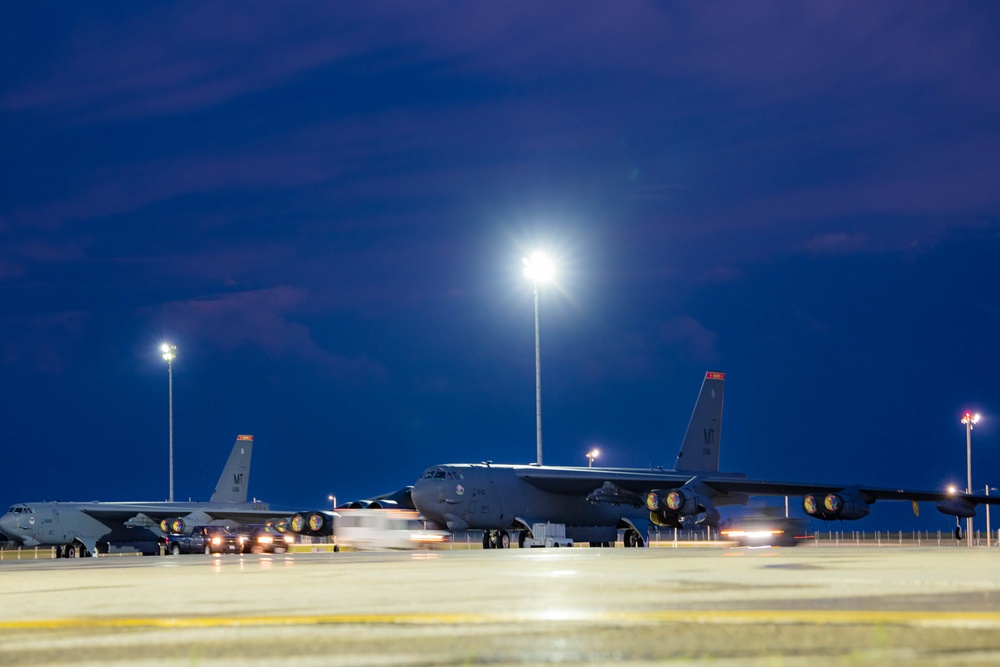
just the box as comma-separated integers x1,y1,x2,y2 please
673,372,724,473
210,435,253,503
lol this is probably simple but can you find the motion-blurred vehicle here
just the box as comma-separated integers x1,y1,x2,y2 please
721,512,809,547
235,525,288,554
333,509,448,550
166,525,239,555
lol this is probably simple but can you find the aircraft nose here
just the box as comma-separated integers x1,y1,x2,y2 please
411,479,445,514
0,512,19,540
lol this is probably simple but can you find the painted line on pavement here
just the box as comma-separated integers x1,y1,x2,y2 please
2,609,999,630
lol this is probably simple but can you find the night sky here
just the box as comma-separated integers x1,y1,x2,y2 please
3,3,999,531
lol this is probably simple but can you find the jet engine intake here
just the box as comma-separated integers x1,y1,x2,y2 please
159,518,186,534
288,511,332,536
645,486,716,527
802,489,871,521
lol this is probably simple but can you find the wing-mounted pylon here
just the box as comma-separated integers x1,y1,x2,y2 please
586,481,644,508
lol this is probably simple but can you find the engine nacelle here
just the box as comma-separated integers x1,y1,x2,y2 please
159,518,186,534
265,519,290,533
645,486,716,526
288,511,331,536
366,500,399,509
802,489,871,521
936,496,977,518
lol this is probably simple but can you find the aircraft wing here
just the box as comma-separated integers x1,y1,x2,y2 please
514,466,1000,505
697,478,1000,505
78,502,279,527
513,466,697,495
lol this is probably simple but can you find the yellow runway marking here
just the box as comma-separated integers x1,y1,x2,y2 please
2,610,1000,630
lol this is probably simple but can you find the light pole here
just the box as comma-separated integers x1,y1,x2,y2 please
523,251,554,466
961,411,980,547
586,448,599,467
161,343,177,502
987,486,995,548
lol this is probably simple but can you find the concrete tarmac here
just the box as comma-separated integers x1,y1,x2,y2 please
1,545,1000,666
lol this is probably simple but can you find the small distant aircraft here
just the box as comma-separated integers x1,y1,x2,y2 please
409,372,1000,548
0,435,283,557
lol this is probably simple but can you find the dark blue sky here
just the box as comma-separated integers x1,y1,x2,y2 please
3,3,999,530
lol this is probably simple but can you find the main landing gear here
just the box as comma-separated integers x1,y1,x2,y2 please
482,530,511,549
623,528,645,547
56,541,92,558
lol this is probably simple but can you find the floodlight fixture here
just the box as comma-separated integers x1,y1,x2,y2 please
522,251,555,283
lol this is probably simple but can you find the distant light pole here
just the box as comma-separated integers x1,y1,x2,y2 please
161,343,177,502
586,448,599,467
987,486,995,548
961,411,980,547
523,251,554,466
328,494,337,508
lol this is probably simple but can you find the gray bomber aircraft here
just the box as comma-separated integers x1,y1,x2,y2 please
0,435,283,556
409,372,1000,548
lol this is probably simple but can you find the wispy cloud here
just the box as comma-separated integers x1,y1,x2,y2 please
0,311,90,374
154,287,386,380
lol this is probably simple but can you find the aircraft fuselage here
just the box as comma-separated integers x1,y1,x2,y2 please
411,463,649,542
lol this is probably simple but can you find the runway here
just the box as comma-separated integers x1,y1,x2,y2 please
2,546,1000,666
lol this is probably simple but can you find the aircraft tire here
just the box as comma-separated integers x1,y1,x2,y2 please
624,529,645,548
518,531,527,548
499,531,510,549
66,544,77,558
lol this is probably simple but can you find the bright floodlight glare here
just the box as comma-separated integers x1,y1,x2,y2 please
161,343,177,362
961,412,981,426
523,251,555,283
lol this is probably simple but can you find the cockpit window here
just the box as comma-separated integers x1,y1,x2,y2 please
433,470,446,479
7,505,32,514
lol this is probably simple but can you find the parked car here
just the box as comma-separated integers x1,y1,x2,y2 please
166,525,240,555
235,525,288,554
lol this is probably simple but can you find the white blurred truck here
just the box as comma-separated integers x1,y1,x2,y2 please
521,522,574,548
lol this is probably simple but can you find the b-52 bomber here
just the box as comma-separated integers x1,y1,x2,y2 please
0,435,283,556
408,372,1000,548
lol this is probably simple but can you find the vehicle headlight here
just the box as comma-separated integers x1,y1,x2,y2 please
212,537,221,545
258,535,273,544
